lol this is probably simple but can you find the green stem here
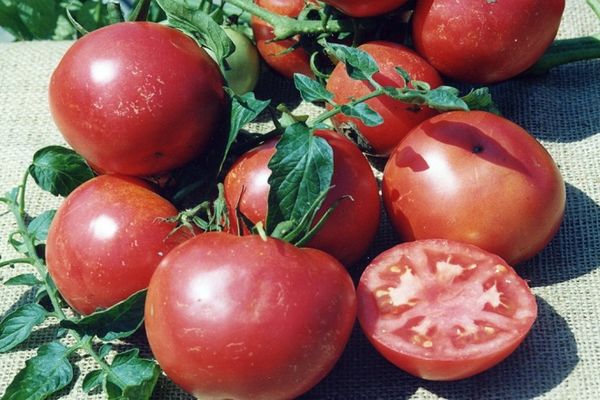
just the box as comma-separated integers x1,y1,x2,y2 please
222,0,353,40
0,257,35,268
311,87,385,126
524,34,600,76
80,338,130,386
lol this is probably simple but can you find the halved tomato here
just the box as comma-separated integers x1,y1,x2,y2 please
357,239,538,381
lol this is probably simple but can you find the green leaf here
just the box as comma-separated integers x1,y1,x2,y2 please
0,303,47,353
327,43,379,81
27,210,56,242
99,343,112,359
294,74,334,103
340,102,383,127
3,274,42,287
60,290,146,341
0,1,31,40
461,87,501,114
157,0,234,67
82,369,105,394
104,349,160,400
423,86,469,111
1,341,73,400
15,0,61,39
266,124,334,236
29,146,94,197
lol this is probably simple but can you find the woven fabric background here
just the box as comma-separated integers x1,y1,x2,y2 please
1,0,599,398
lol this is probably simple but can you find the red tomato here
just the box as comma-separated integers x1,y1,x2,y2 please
382,111,566,265
145,232,356,399
49,22,226,176
411,0,565,83
46,175,191,315
358,239,538,380
251,0,315,78
322,0,409,17
223,129,380,266
326,41,443,156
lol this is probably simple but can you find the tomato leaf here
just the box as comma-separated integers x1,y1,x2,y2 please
98,343,112,359
294,74,334,103
461,87,501,114
66,0,114,33
423,86,470,111
326,43,379,81
104,349,160,400
29,146,94,197
14,0,61,39
340,103,383,127
266,124,333,236
0,303,48,353
3,274,42,287
59,290,146,341
27,210,56,242
82,369,105,394
0,341,73,400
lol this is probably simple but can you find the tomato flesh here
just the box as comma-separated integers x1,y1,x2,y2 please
358,239,538,380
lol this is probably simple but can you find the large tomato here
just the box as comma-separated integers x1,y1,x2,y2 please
326,41,443,156
411,0,565,83
46,175,190,315
322,0,409,17
49,22,226,176
357,239,538,380
223,129,380,266
382,111,566,265
251,0,315,78
145,232,356,400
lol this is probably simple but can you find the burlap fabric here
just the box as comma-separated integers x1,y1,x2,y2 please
1,1,599,398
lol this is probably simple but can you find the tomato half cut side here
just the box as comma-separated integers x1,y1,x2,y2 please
357,239,538,381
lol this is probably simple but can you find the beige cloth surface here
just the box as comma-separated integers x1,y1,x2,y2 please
0,1,599,399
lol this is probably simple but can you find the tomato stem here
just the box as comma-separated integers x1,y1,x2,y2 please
524,34,600,76
312,87,385,126
0,257,35,268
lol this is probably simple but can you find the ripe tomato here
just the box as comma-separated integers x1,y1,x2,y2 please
322,0,409,17
49,22,226,176
326,41,443,156
46,175,191,315
411,0,565,83
145,232,356,399
357,239,538,380
382,111,566,265
223,129,380,266
251,0,315,78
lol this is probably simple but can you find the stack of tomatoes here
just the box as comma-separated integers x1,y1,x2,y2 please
46,1,567,398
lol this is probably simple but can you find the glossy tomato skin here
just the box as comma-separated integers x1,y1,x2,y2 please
412,0,565,83
251,0,314,78
145,232,357,400
223,129,380,266
358,239,538,380
322,0,409,17
382,111,566,265
326,41,443,156
49,22,226,176
46,175,190,315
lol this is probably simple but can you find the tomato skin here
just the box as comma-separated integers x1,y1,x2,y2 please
251,0,314,78
145,232,357,400
223,129,380,266
46,175,189,315
411,0,565,83
322,0,409,17
326,41,443,156
358,239,538,381
49,22,226,176
382,111,566,265
218,28,261,94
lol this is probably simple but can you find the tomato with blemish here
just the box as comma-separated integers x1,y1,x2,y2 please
46,175,191,315
382,111,566,265
357,239,538,380
49,22,226,176
145,232,356,399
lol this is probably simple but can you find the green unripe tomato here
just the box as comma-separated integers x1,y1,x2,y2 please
216,27,260,95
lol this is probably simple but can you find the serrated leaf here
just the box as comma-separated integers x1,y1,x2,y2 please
0,303,47,353
294,74,333,103
461,87,501,114
29,146,94,197
60,290,145,341
327,43,379,81
340,103,383,127
3,274,41,287
266,124,333,235
1,341,73,400
104,349,160,400
82,369,105,394
27,210,56,242
424,86,469,111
